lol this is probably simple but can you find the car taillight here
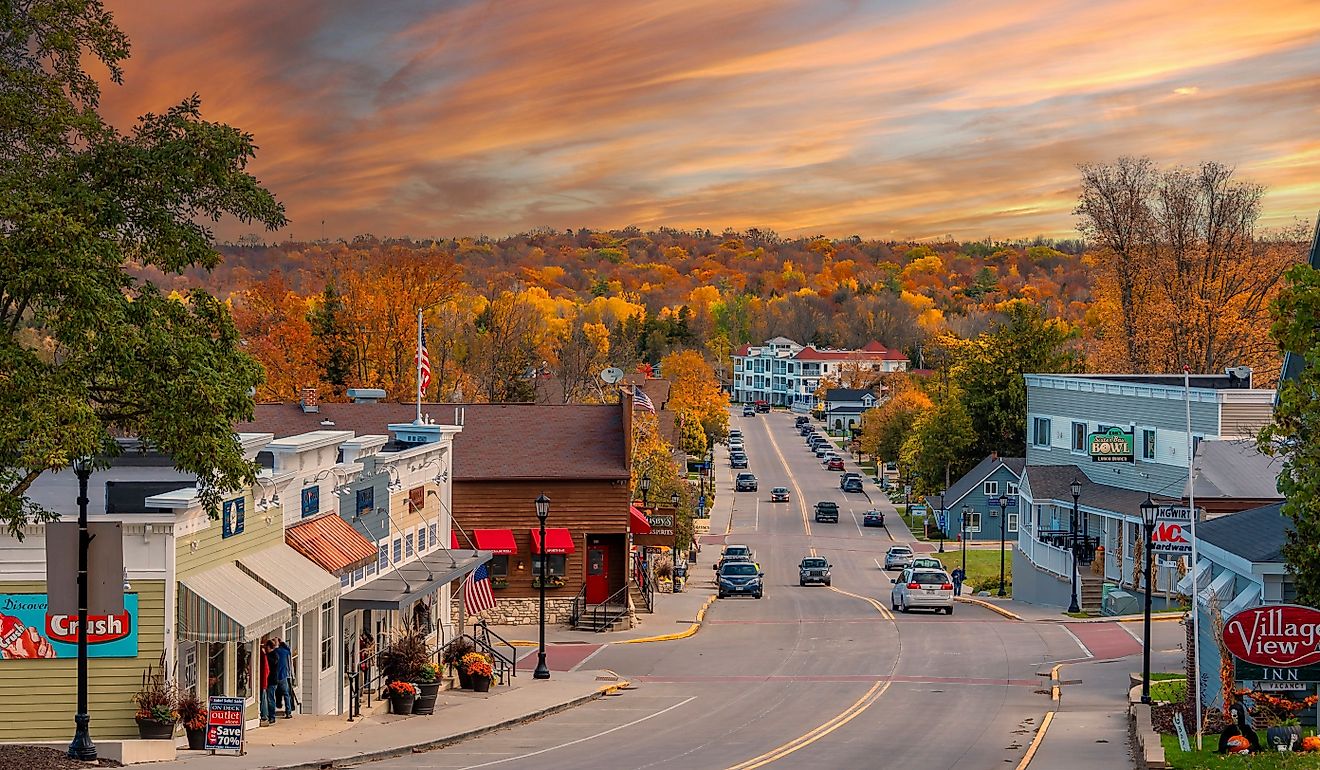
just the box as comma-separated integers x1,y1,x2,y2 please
941,583,954,590
907,582,920,589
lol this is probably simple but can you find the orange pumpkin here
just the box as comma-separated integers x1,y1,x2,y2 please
1301,735,1320,752
1225,735,1251,755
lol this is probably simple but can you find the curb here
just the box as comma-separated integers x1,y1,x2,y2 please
618,595,717,644
253,679,631,770
955,596,1024,621
1014,711,1055,769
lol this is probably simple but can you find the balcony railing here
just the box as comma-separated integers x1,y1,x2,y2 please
1018,529,1072,579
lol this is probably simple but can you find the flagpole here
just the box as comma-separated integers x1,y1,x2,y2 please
415,306,423,425
1186,366,1203,750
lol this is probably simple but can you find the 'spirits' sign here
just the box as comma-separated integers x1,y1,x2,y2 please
1088,428,1134,463
1224,605,1320,669
0,593,139,659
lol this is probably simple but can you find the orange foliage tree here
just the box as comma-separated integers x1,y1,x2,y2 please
229,272,320,401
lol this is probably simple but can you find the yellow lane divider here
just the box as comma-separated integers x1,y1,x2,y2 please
1014,710,1055,769
724,678,891,770
829,585,895,621
760,416,811,547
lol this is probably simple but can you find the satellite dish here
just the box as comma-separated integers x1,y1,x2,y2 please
600,367,624,384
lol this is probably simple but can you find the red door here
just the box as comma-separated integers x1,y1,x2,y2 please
586,546,609,604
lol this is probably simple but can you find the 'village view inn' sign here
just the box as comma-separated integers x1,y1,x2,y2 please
1088,427,1135,463
1225,605,1320,684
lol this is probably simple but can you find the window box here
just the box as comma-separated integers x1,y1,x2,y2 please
491,575,509,589
532,575,566,589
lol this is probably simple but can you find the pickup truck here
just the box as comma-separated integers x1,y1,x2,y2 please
814,501,839,523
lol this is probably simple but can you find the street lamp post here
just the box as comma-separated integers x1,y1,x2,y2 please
937,491,946,554
1139,495,1159,704
68,458,96,760
640,473,651,509
533,494,551,680
960,504,971,576
1068,478,1082,614
996,494,1008,597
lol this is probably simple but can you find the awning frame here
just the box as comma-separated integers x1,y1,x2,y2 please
339,551,492,613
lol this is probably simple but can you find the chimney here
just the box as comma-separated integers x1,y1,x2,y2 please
299,387,320,413
990,450,998,462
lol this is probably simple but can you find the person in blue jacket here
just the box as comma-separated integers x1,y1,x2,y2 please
273,637,293,719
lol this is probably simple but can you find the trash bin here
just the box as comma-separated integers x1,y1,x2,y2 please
1102,582,1117,604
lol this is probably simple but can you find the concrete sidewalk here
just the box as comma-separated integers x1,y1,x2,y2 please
158,671,625,770
958,594,1186,624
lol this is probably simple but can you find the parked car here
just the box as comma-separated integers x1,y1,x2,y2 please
842,477,865,493
795,416,810,427
839,472,861,489
911,556,943,571
813,445,831,459
863,509,885,527
814,501,840,523
735,472,758,492
770,486,790,502
890,568,954,614
798,556,831,586
883,545,914,570
743,405,755,417
718,561,764,599
826,457,845,471
730,452,749,469
755,401,770,413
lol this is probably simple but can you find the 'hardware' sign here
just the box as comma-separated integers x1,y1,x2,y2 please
1088,428,1134,463
1150,506,1196,556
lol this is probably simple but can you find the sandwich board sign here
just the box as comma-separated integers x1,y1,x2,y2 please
204,695,245,754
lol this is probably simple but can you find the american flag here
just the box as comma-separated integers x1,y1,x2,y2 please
633,385,655,414
464,562,496,615
416,330,432,393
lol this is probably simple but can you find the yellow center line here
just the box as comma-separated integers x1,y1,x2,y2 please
761,416,812,550
830,584,895,621
724,679,891,770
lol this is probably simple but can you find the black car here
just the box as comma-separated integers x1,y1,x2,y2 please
799,556,831,586
730,452,749,469
718,561,764,599
735,472,758,492
839,472,862,489
770,486,790,502
842,477,865,493
863,509,885,527
814,501,840,523
795,416,810,427
755,402,771,413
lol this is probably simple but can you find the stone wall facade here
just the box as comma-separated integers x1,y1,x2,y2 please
451,596,576,627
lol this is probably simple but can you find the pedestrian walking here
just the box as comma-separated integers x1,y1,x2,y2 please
274,637,294,718
260,640,276,725
951,566,965,597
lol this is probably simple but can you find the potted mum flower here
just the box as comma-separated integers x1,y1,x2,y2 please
386,680,418,715
463,652,495,693
132,663,178,740
443,638,476,689
177,692,208,750
413,662,442,715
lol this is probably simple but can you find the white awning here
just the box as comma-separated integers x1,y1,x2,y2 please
178,563,290,643
1223,585,1261,618
1177,558,1211,595
1198,569,1236,609
238,544,342,617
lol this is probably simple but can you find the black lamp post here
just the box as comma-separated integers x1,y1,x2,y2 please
640,473,651,508
997,494,1008,597
1139,495,1159,704
533,493,551,680
68,457,96,760
960,504,971,576
1068,478,1082,614
937,491,946,553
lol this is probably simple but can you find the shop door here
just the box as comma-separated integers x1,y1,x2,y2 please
586,546,609,604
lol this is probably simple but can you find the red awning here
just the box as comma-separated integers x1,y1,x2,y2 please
473,529,518,555
451,530,460,550
530,527,576,555
630,505,652,535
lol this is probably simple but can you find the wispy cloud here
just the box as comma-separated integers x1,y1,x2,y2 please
102,0,1320,240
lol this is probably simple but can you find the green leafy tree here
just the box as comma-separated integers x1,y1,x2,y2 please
955,302,1081,458
900,396,976,496
860,389,933,469
1258,262,1320,605
0,1,286,534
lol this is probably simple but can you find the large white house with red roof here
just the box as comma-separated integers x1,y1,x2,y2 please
731,337,908,410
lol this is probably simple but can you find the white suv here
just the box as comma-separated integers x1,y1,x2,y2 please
891,568,954,614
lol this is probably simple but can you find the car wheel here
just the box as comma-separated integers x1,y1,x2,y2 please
825,580,831,587
899,598,909,613
946,606,954,615
891,596,898,611
799,579,805,587
754,591,763,599
718,591,726,599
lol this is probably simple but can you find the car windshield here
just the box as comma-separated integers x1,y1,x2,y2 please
737,473,754,480
724,547,749,556
889,547,913,555
911,571,949,585
772,487,788,493
801,558,827,568
722,563,758,576
817,502,838,510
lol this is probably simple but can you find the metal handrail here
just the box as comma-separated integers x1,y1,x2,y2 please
592,584,630,632
474,620,517,679
569,584,587,627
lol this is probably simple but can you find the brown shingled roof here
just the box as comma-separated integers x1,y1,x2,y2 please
236,401,629,481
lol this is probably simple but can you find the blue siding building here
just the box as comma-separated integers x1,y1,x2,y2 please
924,454,1025,543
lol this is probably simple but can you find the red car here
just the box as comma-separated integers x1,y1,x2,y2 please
826,457,845,471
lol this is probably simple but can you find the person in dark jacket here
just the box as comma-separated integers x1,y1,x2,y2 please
260,640,276,725
951,567,966,597
273,637,293,718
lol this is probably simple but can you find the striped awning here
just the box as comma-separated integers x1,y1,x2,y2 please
178,563,291,643
238,544,342,617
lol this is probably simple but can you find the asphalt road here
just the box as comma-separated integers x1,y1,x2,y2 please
384,410,1086,770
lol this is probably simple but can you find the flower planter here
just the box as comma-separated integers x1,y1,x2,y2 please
185,726,206,750
389,692,416,715
457,668,473,689
412,681,441,715
1267,725,1302,751
135,717,176,740
472,675,492,693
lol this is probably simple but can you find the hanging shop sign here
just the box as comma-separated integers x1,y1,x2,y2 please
1150,506,1196,556
0,593,138,660
1225,605,1320,672
1088,428,1134,463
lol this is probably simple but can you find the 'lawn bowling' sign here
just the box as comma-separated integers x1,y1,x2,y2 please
1225,605,1320,683
1088,428,1134,463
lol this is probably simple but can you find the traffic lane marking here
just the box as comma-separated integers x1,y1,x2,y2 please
1062,621,1142,659
635,673,1041,687
1014,711,1055,770
723,679,891,770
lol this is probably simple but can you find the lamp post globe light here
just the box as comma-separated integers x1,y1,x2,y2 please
960,504,971,576
640,473,651,508
1067,478,1082,614
996,494,1008,598
533,493,551,680
68,457,96,760
1139,495,1160,704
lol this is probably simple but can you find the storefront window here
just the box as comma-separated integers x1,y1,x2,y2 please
285,618,300,684
531,554,567,576
181,643,198,698
320,601,334,672
236,642,251,699
489,555,510,588
208,643,226,696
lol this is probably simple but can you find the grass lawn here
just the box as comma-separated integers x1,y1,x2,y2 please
898,508,932,541
1161,730,1319,768
935,550,1012,595
1149,674,1186,703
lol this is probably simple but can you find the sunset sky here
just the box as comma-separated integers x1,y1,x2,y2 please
101,0,1320,242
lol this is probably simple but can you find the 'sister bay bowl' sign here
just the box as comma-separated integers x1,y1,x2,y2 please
1088,427,1134,463
1224,605,1320,669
